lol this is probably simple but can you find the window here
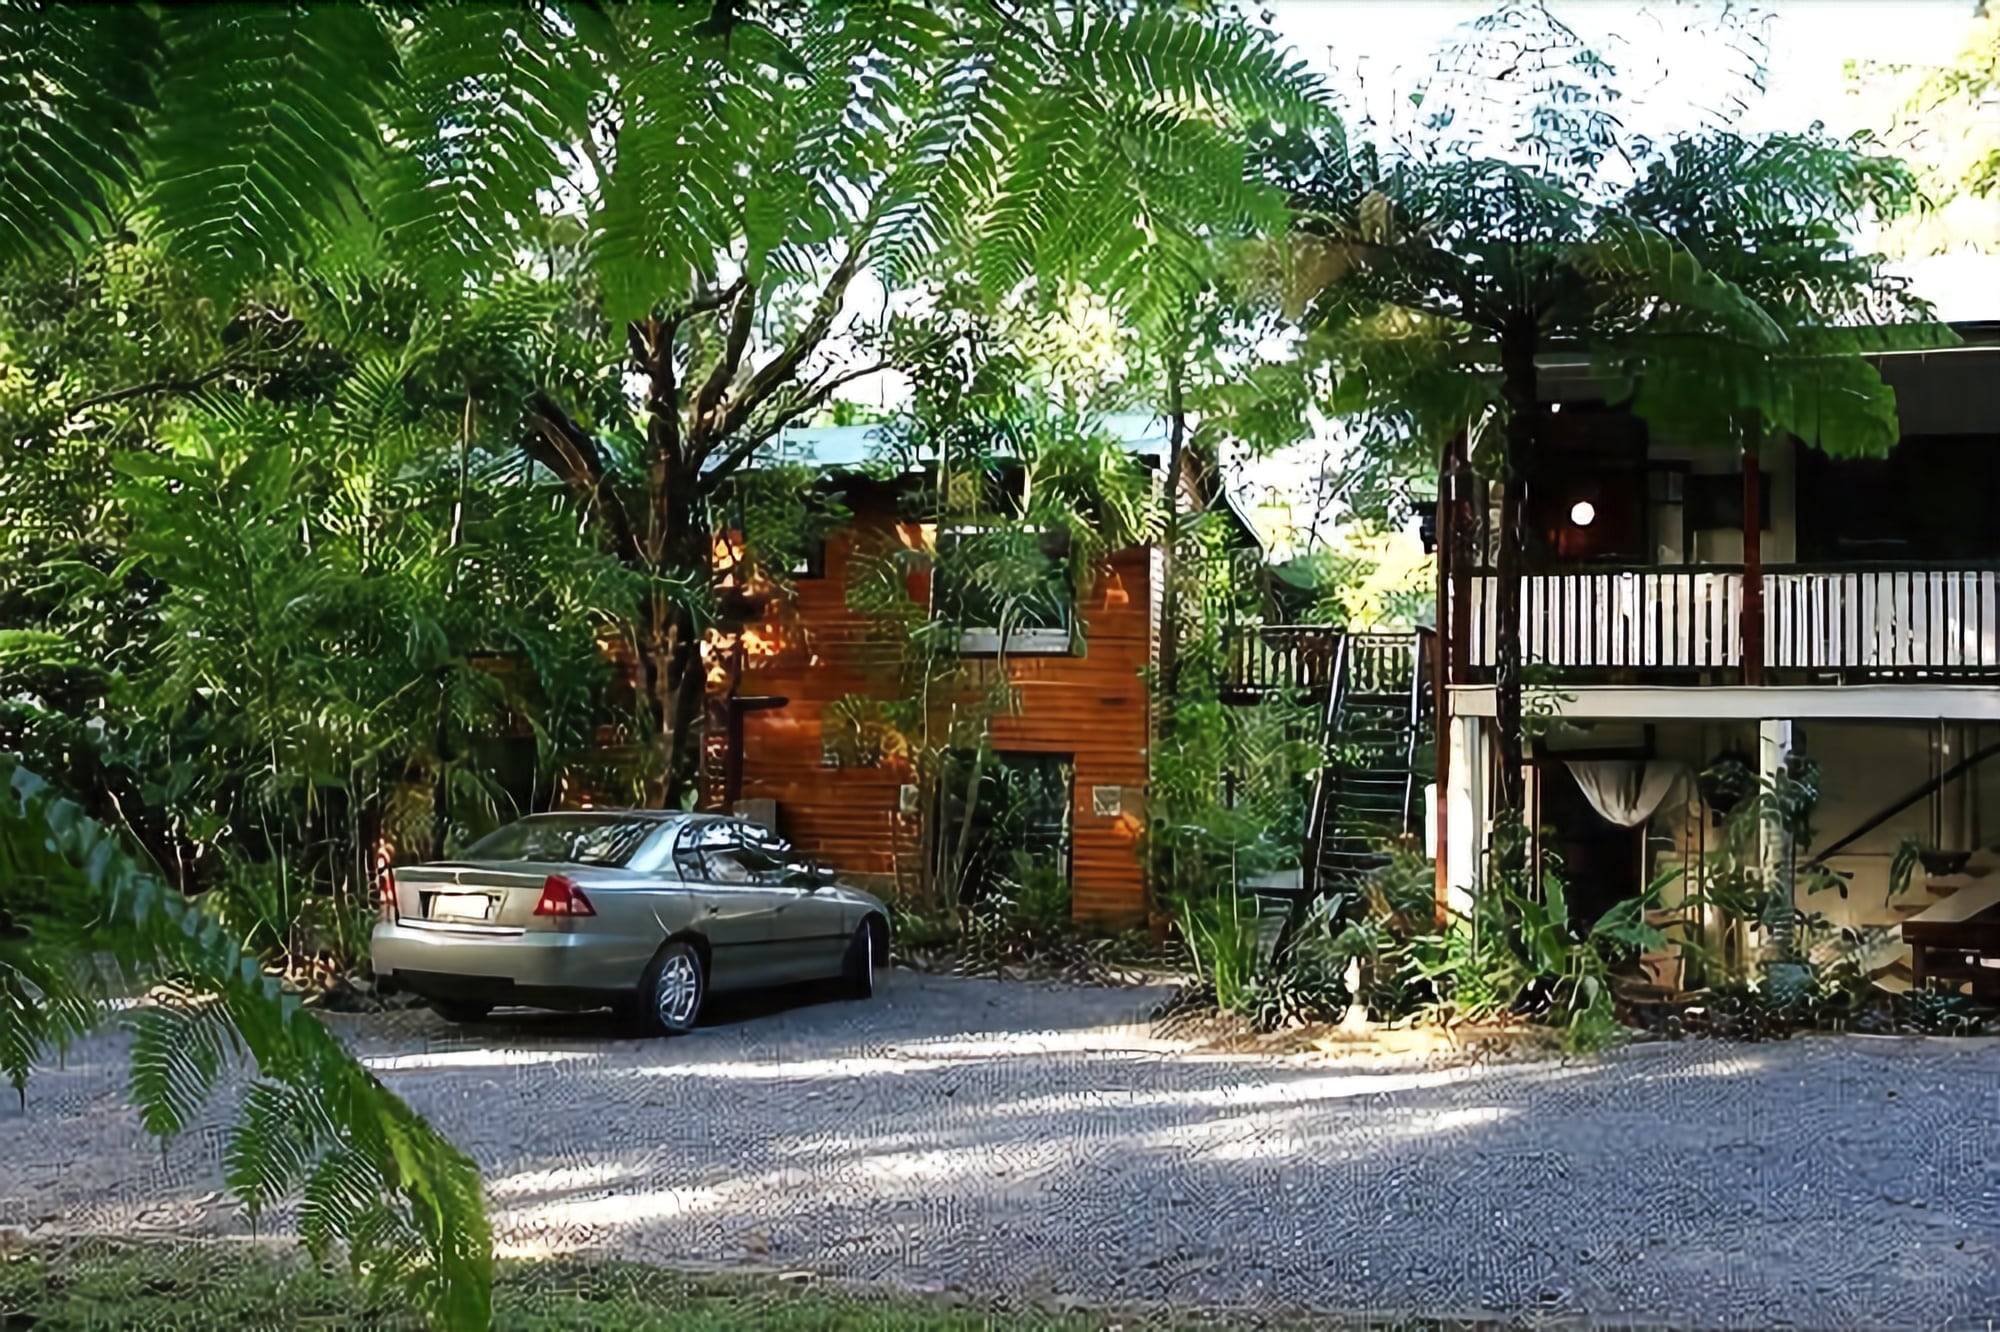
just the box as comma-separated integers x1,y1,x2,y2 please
790,534,828,580
1685,471,1770,534
931,525,1074,655
463,814,660,867
674,819,794,886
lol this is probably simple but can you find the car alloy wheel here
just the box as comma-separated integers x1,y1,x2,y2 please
643,941,705,1035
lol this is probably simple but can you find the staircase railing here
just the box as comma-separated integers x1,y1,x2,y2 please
1300,633,1352,893
1807,737,2000,867
1301,630,1435,898
1222,623,1342,695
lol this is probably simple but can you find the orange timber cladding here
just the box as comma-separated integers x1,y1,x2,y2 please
706,491,1154,929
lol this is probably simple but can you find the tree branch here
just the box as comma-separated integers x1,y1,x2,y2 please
691,280,757,436
694,357,898,497
522,394,641,565
61,363,245,420
705,232,871,462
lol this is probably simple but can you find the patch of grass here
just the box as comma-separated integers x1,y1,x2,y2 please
0,1240,1499,1331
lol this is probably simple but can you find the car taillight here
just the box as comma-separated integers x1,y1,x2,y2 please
533,874,596,917
378,870,398,922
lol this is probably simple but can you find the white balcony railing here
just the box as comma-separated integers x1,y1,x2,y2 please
1468,565,2000,676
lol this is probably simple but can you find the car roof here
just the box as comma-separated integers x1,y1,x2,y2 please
516,809,704,824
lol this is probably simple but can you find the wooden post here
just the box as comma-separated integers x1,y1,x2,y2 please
1433,431,1468,922
1741,448,1765,686
1447,431,1473,688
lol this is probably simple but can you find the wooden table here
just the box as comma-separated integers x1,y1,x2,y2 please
1903,895,2000,999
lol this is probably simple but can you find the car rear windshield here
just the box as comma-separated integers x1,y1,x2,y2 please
462,815,659,867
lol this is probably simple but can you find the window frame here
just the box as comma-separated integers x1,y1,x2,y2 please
930,523,1076,657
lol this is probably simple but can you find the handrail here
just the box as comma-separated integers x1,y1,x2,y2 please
1301,633,1350,889
1398,628,1435,833
1808,738,2000,866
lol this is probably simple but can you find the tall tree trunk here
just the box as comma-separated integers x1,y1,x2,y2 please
635,581,706,807
635,310,711,810
1152,352,1189,914
1491,320,1539,858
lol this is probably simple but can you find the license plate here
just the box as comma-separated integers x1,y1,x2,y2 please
431,893,492,921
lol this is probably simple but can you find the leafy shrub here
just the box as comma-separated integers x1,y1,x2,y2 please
1176,890,1267,1014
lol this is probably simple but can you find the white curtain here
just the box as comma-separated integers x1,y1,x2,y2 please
1565,760,1683,828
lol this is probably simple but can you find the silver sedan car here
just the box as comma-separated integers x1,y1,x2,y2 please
371,810,890,1035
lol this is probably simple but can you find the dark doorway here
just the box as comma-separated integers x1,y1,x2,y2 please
1538,760,1643,930
935,749,1074,906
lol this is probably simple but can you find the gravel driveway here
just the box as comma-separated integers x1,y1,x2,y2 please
3,969,1999,1328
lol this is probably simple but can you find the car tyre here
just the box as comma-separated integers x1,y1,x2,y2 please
842,917,881,999
636,939,707,1036
427,999,492,1024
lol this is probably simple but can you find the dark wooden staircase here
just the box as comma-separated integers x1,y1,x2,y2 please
1222,626,1433,908
1304,633,1431,899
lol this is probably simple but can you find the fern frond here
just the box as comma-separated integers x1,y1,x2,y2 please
126,987,240,1140
143,4,399,288
0,758,493,1327
592,4,765,321
1569,214,1785,348
0,3,161,268
378,1,605,293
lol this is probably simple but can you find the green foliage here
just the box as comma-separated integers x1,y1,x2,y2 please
146,5,400,290
0,246,633,980
0,2,1327,313
1147,499,1322,911
1176,891,1268,1015
1857,13,2000,256
1677,754,1838,975
0,2,160,262
0,760,490,1326
1232,895,1355,1030
0,1,1329,819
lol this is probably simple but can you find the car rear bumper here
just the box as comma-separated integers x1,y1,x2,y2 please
371,919,655,998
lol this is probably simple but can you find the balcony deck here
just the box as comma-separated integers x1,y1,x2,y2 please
1223,626,1431,699
1466,564,2000,683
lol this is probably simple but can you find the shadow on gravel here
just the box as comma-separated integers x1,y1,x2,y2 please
440,977,860,1043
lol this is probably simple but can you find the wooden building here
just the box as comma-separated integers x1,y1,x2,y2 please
1427,324,2000,991
698,415,1235,931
